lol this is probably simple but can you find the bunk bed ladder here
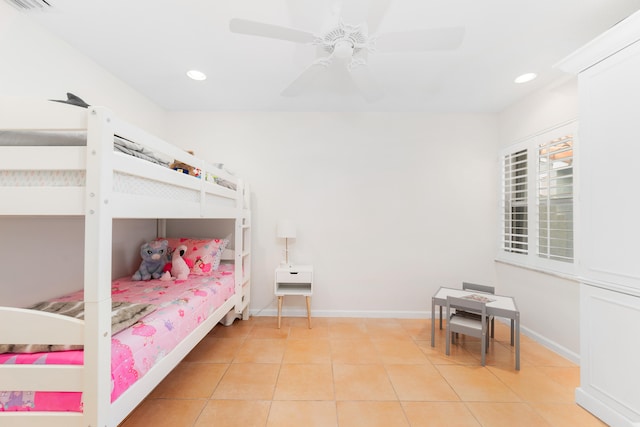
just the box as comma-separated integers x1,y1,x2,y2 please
235,181,251,319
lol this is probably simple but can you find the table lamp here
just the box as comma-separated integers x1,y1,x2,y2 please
277,219,296,267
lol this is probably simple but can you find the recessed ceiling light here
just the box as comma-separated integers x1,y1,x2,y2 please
186,70,207,81
514,73,537,84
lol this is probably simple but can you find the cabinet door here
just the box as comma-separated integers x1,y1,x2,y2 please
578,40,640,291
578,284,640,422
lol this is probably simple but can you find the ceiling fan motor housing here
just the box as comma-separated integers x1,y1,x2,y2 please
321,23,369,56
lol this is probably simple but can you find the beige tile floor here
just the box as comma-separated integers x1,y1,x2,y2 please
119,316,607,427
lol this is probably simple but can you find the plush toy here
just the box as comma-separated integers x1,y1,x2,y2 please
170,245,190,281
169,150,199,177
132,240,169,281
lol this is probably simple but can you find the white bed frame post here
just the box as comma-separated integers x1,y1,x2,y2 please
83,107,115,427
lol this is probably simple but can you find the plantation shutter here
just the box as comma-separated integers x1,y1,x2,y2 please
502,149,528,254
538,134,574,262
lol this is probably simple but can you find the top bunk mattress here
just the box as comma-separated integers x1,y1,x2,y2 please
0,130,86,146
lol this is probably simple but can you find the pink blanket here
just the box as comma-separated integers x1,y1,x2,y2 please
0,265,235,412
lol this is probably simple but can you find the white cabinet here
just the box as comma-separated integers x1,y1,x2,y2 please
556,10,640,427
577,284,640,426
274,265,313,329
575,36,640,292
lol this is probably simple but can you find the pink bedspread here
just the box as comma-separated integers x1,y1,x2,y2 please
0,264,235,412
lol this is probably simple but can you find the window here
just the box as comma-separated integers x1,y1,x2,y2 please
499,122,575,272
502,149,528,255
538,135,574,262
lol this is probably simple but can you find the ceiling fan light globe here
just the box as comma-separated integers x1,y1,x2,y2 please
333,40,354,59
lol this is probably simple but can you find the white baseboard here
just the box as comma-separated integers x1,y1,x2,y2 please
576,387,640,427
506,319,580,364
250,307,430,319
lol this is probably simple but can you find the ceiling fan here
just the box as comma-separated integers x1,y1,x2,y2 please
229,0,465,103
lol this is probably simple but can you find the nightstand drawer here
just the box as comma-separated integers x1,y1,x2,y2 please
276,270,312,283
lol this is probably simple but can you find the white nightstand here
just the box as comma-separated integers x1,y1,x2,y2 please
274,265,313,329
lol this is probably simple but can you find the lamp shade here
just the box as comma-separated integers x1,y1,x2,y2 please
277,219,296,239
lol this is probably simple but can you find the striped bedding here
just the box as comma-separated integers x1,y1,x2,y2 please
0,301,157,354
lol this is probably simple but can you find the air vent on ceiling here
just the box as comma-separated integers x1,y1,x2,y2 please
4,0,53,11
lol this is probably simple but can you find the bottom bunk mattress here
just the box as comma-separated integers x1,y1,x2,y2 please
0,264,236,412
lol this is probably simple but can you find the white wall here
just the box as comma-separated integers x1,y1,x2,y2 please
0,2,166,135
496,77,581,361
0,3,165,306
166,112,499,318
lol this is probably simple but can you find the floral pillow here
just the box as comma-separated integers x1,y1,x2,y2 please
162,236,230,275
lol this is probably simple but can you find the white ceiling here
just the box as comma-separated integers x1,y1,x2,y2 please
17,0,640,113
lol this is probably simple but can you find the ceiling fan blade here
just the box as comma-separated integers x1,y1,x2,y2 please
375,27,465,52
350,63,383,103
281,62,327,97
229,18,316,44
366,0,392,34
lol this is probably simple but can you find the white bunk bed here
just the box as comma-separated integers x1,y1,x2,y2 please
0,103,252,427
